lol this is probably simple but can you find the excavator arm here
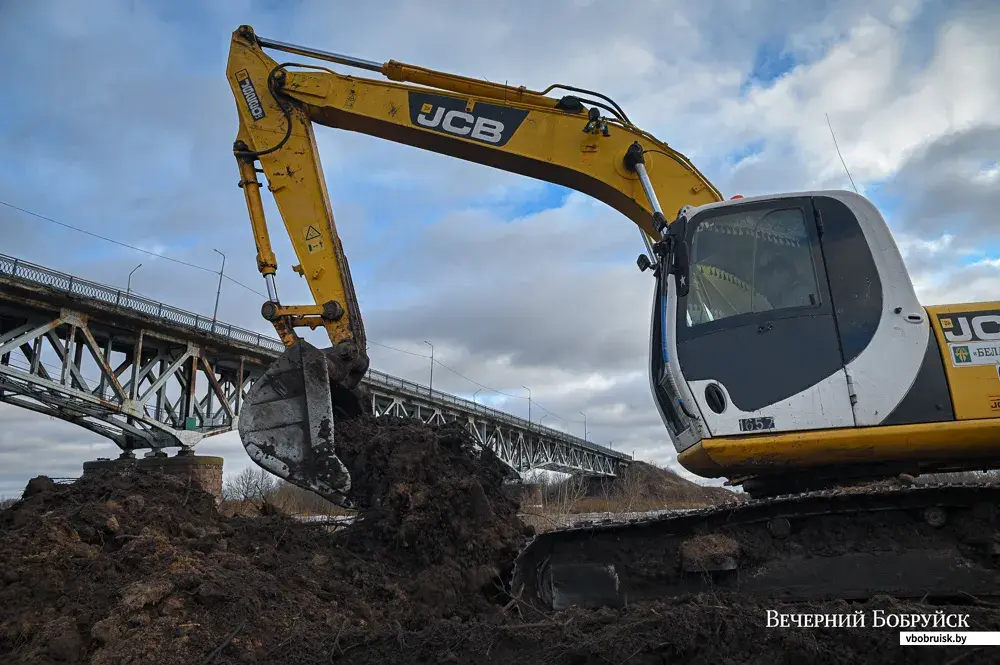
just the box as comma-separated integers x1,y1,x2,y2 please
225,24,722,506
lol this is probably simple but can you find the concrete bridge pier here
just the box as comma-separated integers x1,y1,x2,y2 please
582,475,616,497
83,451,223,501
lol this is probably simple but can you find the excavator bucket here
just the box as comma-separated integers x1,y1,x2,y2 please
238,340,366,507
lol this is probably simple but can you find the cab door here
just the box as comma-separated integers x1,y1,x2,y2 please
674,197,856,436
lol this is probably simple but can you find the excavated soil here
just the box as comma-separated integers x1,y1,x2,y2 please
2,417,1000,664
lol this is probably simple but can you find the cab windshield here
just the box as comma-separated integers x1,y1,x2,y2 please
685,206,820,328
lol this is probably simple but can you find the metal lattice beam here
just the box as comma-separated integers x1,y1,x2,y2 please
0,307,252,449
0,253,631,475
368,386,625,475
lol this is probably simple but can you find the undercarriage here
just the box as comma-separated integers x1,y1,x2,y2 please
511,482,1000,611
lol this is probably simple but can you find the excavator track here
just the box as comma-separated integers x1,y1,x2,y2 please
511,482,1000,611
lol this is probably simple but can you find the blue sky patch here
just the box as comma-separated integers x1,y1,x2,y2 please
726,139,766,166
505,183,572,220
740,41,797,94
865,187,904,232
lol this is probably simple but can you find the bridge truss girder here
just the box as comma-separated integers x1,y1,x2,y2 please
370,392,622,476
0,306,255,450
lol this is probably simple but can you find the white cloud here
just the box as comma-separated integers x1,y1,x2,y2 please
660,2,1000,200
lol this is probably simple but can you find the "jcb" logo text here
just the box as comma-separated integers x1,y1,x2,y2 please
416,104,505,144
407,92,527,148
942,314,1000,343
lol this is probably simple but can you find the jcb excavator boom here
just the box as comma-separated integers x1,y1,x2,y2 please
226,24,721,505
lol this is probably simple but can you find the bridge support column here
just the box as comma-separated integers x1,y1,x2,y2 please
520,482,543,509
83,451,224,502
581,475,615,497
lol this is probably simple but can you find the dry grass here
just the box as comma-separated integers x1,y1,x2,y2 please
517,462,738,532
219,468,354,518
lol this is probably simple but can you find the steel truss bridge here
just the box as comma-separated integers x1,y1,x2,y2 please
0,254,630,476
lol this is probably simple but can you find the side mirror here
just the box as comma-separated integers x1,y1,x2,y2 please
673,240,690,297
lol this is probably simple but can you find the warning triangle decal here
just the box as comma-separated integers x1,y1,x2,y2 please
304,226,322,241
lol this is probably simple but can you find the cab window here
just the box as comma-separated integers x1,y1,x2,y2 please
685,206,821,328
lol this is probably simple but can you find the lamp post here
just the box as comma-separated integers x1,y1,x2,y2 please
473,388,482,404
212,249,226,332
126,263,142,295
580,411,588,441
423,341,434,391
523,385,531,426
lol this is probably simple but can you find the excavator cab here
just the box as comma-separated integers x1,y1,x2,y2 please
649,191,950,492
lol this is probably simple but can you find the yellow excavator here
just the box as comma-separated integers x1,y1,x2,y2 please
226,25,1000,607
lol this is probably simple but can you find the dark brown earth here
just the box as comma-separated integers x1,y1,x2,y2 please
2,416,998,664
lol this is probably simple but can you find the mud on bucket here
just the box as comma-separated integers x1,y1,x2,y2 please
237,339,367,507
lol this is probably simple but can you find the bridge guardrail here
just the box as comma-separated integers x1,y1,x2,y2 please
0,253,285,354
0,253,630,461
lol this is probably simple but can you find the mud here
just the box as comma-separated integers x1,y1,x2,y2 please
2,417,999,664
331,595,1000,665
0,417,523,664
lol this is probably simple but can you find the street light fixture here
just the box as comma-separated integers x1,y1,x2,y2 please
473,388,482,404
212,249,226,332
580,411,588,441
423,341,434,391
126,263,142,295
523,385,531,425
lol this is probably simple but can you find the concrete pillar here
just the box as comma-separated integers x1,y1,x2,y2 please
522,483,543,509
83,452,224,501
582,475,614,497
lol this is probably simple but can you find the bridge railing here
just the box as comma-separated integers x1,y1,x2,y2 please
0,254,285,354
0,253,629,462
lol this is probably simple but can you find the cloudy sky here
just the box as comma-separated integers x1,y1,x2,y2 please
1,0,998,497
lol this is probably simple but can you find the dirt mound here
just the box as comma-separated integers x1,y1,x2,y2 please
612,461,740,508
334,416,527,614
5,417,996,664
336,416,524,568
0,416,525,664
